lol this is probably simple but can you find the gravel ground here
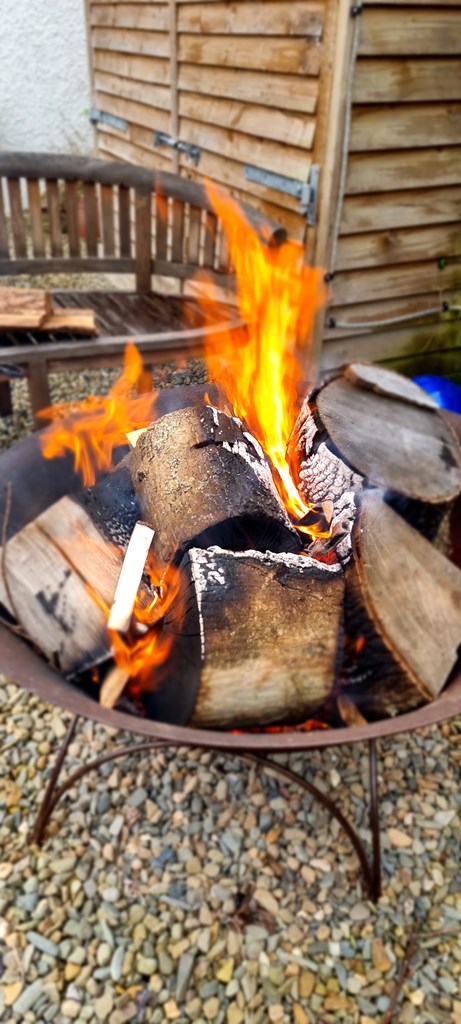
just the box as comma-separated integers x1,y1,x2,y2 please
1,361,461,1024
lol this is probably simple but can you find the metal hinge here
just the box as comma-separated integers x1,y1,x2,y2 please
244,165,320,226
153,131,201,166
90,107,128,133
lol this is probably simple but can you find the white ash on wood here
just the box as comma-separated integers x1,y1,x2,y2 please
341,491,461,720
140,547,345,729
130,404,301,565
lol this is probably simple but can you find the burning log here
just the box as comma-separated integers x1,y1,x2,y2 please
341,490,461,719
288,363,461,547
142,548,345,729
130,404,301,565
0,461,139,674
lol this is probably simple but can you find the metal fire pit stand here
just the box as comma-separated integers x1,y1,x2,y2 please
30,716,382,900
2,624,461,907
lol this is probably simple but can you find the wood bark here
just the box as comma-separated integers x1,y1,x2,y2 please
141,547,345,729
341,490,461,719
0,288,52,329
130,404,301,564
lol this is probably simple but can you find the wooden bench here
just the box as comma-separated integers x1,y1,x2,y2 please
0,152,286,422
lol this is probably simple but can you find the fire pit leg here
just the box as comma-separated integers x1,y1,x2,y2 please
30,714,80,846
368,739,382,901
238,750,382,903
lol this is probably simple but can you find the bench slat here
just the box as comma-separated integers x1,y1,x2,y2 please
0,182,9,259
45,180,63,258
7,179,28,259
188,205,202,266
83,182,99,257
135,190,152,293
27,180,46,257
65,181,80,258
101,184,115,257
118,185,131,257
203,210,218,269
155,192,168,261
172,198,185,263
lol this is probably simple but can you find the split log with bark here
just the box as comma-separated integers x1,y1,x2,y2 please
140,548,345,729
341,491,461,719
130,404,301,564
288,363,461,557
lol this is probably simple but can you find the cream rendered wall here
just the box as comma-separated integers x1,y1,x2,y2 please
0,0,93,154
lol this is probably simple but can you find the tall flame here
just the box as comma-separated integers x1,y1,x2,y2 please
39,342,157,486
198,184,326,531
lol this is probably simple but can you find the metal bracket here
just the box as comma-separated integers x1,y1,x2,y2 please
244,165,320,226
153,132,201,167
90,107,128,133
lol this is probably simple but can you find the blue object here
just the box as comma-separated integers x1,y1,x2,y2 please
413,374,461,414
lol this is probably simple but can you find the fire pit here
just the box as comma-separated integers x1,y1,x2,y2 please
1,189,461,903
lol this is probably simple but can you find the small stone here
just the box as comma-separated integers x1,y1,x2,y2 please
13,980,44,1016
268,1006,284,1023
4,981,23,1007
95,990,114,1020
136,954,156,976
102,887,120,902
127,787,147,808
347,975,363,995
0,863,13,880
164,999,180,1020
216,958,234,984
299,970,315,998
204,996,220,1020
186,857,202,875
409,989,425,1006
109,1002,137,1024
111,946,125,982
254,889,279,916
293,1006,309,1024
176,951,196,1002
158,950,174,975
49,855,77,873
350,903,371,922
64,963,81,982
371,938,392,972
60,998,81,1018
26,930,59,957
227,1008,244,1024
388,827,412,849
97,942,112,967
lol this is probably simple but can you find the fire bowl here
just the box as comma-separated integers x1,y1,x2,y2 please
1,622,460,753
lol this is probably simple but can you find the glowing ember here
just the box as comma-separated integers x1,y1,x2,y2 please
38,343,157,487
197,183,327,537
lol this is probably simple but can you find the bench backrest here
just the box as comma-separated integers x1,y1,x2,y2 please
0,153,286,294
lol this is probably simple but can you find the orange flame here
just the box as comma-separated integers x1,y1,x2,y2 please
110,558,184,691
38,343,157,486
197,183,327,535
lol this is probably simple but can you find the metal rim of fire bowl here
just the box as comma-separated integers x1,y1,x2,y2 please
1,624,461,753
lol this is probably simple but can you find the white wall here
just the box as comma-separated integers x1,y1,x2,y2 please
0,0,93,154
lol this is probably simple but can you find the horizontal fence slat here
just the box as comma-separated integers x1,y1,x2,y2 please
353,57,461,104
92,27,170,57
178,63,318,115
177,1,324,38
359,8,461,56
179,92,315,149
177,34,322,75
341,185,461,234
321,320,461,374
91,3,169,30
350,104,461,151
324,293,453,339
336,222,461,272
0,257,135,275
179,116,312,181
94,48,170,86
332,261,461,307
346,147,461,194
181,147,302,214
95,90,170,132
95,69,171,111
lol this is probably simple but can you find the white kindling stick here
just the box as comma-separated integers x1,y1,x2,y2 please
107,521,155,634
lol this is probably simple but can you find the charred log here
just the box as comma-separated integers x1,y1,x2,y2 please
141,547,345,729
130,405,301,564
341,491,461,719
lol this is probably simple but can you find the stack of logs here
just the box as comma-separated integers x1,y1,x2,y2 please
0,364,460,731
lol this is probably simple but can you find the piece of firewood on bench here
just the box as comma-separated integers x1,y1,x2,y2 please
0,288,52,329
341,490,461,719
39,308,98,335
140,547,345,729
